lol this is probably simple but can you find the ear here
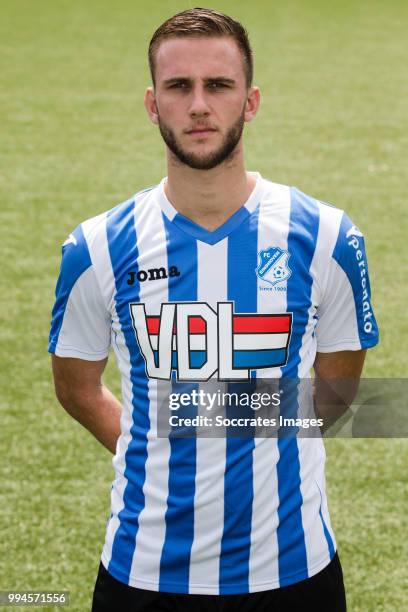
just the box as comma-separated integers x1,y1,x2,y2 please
144,87,159,125
244,86,261,123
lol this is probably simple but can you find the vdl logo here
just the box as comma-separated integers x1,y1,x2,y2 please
130,302,292,381
256,246,291,287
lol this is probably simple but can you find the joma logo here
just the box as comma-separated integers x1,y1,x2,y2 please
127,266,180,285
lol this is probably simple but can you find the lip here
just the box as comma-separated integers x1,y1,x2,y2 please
187,129,217,136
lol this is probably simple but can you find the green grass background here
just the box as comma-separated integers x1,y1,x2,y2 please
1,0,407,610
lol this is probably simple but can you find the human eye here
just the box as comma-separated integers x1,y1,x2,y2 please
207,81,230,90
168,81,189,90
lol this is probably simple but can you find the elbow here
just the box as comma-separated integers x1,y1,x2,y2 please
53,377,100,418
53,378,76,413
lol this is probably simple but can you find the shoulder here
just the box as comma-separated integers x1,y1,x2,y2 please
290,186,347,236
259,177,352,249
288,183,364,248
292,188,371,275
259,176,344,220
63,186,158,256
55,197,132,279
91,186,158,242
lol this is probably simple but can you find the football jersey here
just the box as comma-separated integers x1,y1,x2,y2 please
48,172,379,594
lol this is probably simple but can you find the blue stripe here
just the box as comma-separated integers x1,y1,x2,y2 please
233,348,287,368
276,188,319,585
314,476,335,560
48,224,92,352
153,351,207,369
319,508,335,559
159,214,198,593
172,207,250,245
106,196,151,582
332,212,379,348
219,207,259,594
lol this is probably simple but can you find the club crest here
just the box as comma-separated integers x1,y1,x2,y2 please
256,247,291,286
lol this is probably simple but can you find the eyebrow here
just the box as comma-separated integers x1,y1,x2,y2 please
163,76,236,86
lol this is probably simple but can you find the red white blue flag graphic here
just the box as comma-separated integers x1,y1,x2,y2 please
131,302,292,380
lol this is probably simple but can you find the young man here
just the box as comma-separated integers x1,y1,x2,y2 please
49,8,379,611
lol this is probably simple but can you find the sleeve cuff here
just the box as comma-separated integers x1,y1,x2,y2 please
316,337,379,353
48,343,109,361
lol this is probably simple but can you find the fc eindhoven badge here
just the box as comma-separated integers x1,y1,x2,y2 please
256,246,291,286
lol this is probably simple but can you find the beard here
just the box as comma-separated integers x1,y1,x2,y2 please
157,109,246,170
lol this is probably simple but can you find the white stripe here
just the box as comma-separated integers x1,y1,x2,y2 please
233,333,288,351
55,266,110,359
188,239,228,594
150,333,288,352
315,457,336,549
255,182,292,373
297,201,343,379
249,181,291,589
101,357,136,567
157,178,178,220
297,437,333,575
128,192,171,589
296,199,342,572
243,171,263,213
82,212,115,311
149,334,206,351
315,259,361,351
82,212,132,566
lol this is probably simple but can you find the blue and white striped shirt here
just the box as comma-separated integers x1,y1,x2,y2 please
49,173,378,594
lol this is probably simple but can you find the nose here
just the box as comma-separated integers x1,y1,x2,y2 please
188,84,210,117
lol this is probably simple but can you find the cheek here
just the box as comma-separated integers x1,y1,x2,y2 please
219,94,247,116
157,98,184,120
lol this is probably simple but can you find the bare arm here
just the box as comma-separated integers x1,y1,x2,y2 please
51,354,122,454
313,350,367,434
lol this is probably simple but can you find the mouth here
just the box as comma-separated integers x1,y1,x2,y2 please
186,127,218,137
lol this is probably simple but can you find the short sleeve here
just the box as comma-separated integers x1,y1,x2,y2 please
315,212,379,352
48,224,111,360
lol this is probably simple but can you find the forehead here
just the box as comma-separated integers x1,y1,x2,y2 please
154,36,245,82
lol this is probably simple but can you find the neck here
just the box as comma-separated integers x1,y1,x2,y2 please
164,144,256,231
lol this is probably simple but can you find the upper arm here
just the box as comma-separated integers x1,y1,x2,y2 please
313,350,367,412
312,213,378,403
49,224,112,408
314,349,367,380
52,354,108,407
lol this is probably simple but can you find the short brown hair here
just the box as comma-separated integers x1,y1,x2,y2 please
148,7,253,88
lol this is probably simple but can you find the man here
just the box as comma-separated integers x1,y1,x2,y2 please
49,7,379,611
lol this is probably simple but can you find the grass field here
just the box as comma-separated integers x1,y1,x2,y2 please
0,1,407,610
